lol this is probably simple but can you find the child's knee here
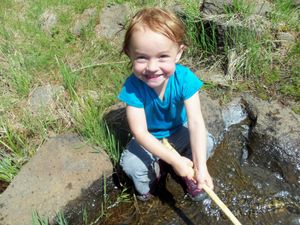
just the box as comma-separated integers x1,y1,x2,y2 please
120,153,147,178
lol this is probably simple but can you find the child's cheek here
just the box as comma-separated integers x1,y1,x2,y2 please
133,63,144,75
164,62,176,76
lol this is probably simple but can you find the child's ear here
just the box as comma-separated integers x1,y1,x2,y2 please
175,44,185,63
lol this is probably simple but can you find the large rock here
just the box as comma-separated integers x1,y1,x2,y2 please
95,4,131,41
199,92,225,144
39,10,57,34
0,134,113,225
200,0,272,16
28,84,64,114
243,95,300,187
71,8,97,36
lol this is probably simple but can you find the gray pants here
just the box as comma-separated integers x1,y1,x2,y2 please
120,126,215,195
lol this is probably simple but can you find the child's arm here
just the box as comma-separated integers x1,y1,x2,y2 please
126,105,194,179
184,92,214,190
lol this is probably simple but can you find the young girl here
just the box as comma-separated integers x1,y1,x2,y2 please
118,7,214,201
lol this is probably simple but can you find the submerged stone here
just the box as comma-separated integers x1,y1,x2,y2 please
243,95,300,187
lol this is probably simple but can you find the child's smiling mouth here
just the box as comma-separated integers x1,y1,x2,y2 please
145,74,162,80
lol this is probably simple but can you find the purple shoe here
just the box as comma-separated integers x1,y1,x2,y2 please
136,192,153,201
183,177,207,201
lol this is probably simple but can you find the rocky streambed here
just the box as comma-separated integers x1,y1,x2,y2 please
99,94,300,225
99,119,299,225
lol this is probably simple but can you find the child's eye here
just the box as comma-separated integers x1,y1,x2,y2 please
160,55,169,58
135,56,147,62
159,55,170,62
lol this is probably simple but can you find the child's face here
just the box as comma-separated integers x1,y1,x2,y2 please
128,27,183,91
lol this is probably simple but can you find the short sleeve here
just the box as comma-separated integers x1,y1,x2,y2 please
118,75,144,108
181,66,203,100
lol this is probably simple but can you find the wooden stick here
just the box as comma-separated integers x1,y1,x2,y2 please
201,184,242,225
162,138,242,225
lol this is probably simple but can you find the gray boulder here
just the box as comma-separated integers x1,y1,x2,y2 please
95,4,131,41
71,8,97,36
243,95,300,187
39,10,57,34
0,134,113,225
199,92,225,145
28,84,64,114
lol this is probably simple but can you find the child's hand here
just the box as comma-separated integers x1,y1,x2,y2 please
171,156,195,180
194,166,214,190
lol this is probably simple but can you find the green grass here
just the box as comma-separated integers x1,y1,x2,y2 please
72,96,121,165
31,211,68,225
223,0,253,16
57,58,78,99
279,41,300,100
270,0,300,31
0,27,32,97
181,0,299,105
0,123,29,182
0,152,20,183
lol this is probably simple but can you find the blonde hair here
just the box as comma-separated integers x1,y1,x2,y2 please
122,7,186,56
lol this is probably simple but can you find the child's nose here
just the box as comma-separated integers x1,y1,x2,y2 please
146,59,159,72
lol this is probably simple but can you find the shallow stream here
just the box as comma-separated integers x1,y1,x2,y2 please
98,121,300,225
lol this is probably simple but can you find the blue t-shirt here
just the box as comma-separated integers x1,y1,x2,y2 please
118,64,203,138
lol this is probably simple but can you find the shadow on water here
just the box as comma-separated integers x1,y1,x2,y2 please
98,120,300,225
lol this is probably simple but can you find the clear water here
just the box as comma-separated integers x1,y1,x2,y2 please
98,121,300,225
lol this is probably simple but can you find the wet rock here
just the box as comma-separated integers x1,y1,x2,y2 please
0,134,113,225
28,84,64,114
71,8,97,36
221,97,248,130
243,95,300,187
103,102,129,147
199,92,225,145
39,10,57,34
95,4,131,41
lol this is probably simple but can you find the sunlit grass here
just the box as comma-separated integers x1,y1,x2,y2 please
31,211,68,225
0,122,30,182
0,152,20,183
72,96,121,165
223,0,253,16
270,0,300,31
